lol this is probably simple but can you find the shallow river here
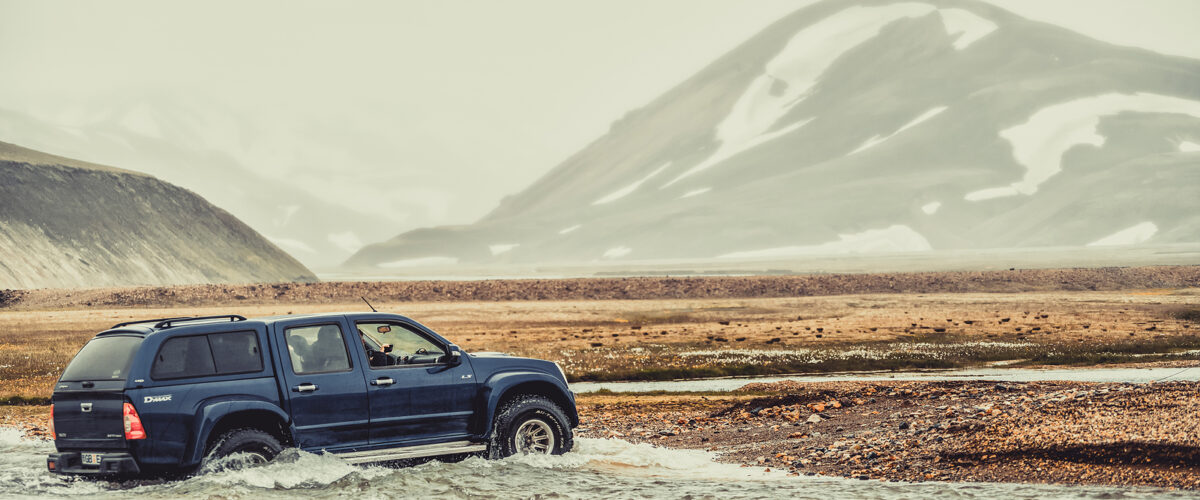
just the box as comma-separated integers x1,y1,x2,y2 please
571,366,1200,393
0,429,1190,499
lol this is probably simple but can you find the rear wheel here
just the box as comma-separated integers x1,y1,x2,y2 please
489,395,573,458
203,428,283,470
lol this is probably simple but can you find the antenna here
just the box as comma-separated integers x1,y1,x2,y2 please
361,297,378,312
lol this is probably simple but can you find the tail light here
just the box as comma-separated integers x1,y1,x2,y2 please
122,402,146,440
48,405,55,440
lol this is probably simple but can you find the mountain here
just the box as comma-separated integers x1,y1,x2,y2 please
0,141,316,288
0,98,397,270
346,0,1200,269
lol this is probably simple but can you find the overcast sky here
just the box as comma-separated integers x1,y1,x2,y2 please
1,0,1198,234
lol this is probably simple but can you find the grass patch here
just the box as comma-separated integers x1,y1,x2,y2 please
1018,335,1200,366
570,356,961,382
1170,308,1200,323
0,395,51,406
565,334,1200,383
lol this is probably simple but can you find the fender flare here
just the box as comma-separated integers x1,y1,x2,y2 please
184,400,291,466
475,371,577,438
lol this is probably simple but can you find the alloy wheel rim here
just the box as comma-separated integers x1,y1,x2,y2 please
235,448,270,465
514,418,555,454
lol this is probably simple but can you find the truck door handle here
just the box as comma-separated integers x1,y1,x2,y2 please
293,383,318,393
370,377,395,386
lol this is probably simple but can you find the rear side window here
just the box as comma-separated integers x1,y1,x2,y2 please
60,336,142,381
209,331,263,373
152,336,215,379
151,331,263,380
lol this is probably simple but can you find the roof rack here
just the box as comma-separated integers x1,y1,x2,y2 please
112,317,192,329
155,315,247,329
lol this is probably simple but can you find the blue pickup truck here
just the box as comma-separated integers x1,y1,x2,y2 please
46,312,577,476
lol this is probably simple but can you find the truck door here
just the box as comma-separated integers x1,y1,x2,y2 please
353,320,477,445
272,317,370,450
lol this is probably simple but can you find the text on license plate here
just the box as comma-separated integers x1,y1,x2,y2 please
81,453,101,465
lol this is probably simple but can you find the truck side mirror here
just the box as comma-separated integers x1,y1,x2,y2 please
447,350,462,366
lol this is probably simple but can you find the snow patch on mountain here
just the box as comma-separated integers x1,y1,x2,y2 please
976,93,1200,200
719,224,931,259
489,243,520,256
661,116,808,188
938,8,997,50
1180,140,1200,152
603,246,632,259
379,256,458,268
681,187,712,199
662,3,1000,188
594,162,671,205
327,231,364,254
921,201,942,215
558,224,582,235
1087,222,1158,246
850,106,947,154
964,186,1020,201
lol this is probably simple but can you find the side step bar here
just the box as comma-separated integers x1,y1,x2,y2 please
332,440,487,465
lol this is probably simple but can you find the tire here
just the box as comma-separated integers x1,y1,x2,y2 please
203,428,284,470
488,395,573,458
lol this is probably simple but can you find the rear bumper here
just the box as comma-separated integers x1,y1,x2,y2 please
48,452,141,476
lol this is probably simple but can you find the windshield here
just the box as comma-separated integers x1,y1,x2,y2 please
59,335,142,382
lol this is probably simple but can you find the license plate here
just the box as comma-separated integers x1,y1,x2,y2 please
81,453,101,466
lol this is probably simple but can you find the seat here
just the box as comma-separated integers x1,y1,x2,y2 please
308,325,347,371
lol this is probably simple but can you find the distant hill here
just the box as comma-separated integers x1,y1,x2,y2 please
0,141,316,288
347,0,1200,269
0,102,396,270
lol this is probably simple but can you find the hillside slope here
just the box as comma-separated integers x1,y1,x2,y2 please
0,141,316,288
348,0,1200,269
0,102,397,270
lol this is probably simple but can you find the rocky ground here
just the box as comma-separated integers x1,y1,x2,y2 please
577,379,1200,489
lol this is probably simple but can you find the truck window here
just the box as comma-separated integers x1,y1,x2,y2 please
209,331,263,374
357,322,445,367
60,336,142,381
151,336,216,379
285,324,352,374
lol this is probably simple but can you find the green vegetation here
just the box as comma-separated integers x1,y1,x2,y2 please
1171,308,1200,323
0,395,50,406
1018,334,1200,366
571,356,960,382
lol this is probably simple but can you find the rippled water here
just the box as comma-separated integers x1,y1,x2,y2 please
571,366,1200,393
0,428,1189,499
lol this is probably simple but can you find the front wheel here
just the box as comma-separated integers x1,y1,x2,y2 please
489,395,573,458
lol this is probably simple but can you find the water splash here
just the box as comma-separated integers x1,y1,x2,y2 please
0,429,1189,499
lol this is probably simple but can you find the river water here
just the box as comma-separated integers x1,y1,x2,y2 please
571,366,1200,393
0,428,1189,499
